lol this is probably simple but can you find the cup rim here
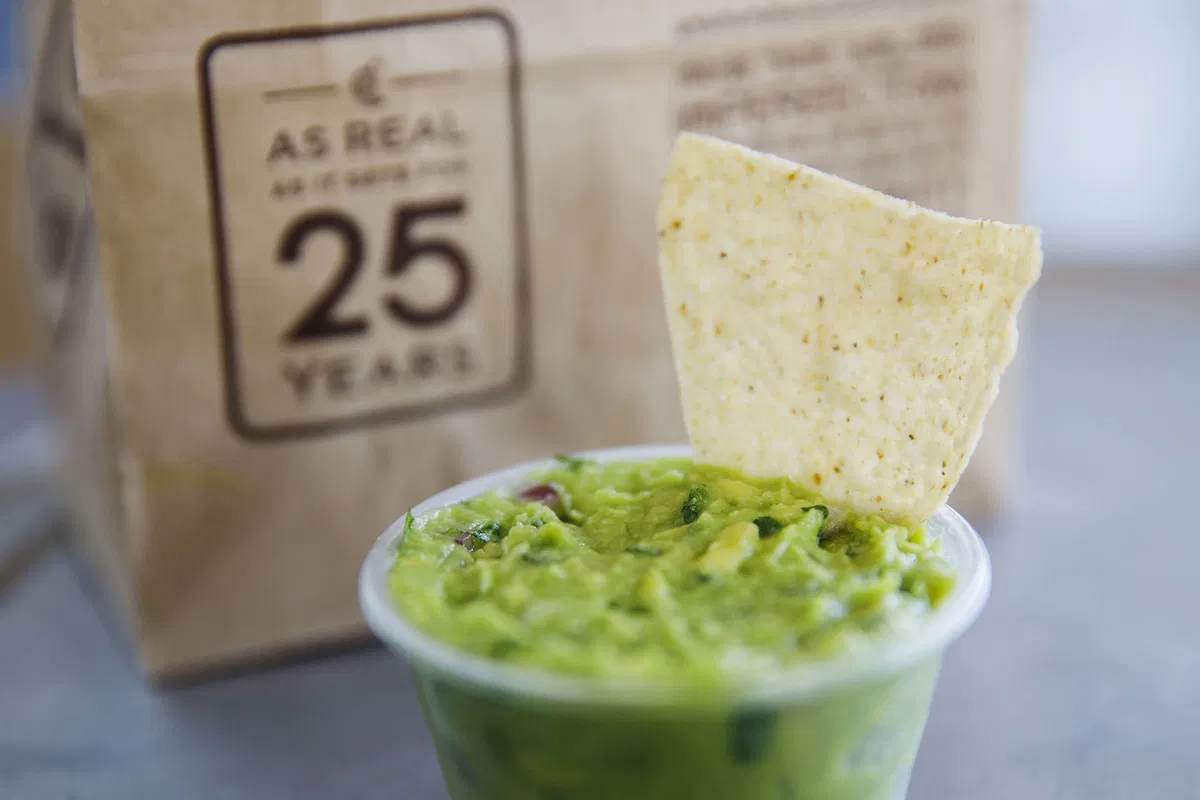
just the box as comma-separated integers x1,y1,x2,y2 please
359,443,991,707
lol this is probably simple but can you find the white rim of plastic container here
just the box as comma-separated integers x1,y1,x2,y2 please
359,444,991,707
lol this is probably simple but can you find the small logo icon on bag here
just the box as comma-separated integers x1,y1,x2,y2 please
349,58,385,107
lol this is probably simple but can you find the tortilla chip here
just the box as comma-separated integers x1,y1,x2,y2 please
657,133,1042,524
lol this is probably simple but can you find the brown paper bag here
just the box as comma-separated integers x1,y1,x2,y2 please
19,0,1030,680
0,121,45,371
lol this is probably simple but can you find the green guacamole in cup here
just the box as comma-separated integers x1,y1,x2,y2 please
389,456,953,686
368,449,986,800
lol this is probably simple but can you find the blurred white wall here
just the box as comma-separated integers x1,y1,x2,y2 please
1024,0,1200,267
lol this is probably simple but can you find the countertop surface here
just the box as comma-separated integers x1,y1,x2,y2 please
2,271,1198,800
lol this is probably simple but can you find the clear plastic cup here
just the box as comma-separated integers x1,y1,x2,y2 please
360,444,991,800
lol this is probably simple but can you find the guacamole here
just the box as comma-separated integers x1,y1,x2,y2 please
388,456,954,682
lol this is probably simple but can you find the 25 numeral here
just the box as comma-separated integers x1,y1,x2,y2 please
277,198,473,344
